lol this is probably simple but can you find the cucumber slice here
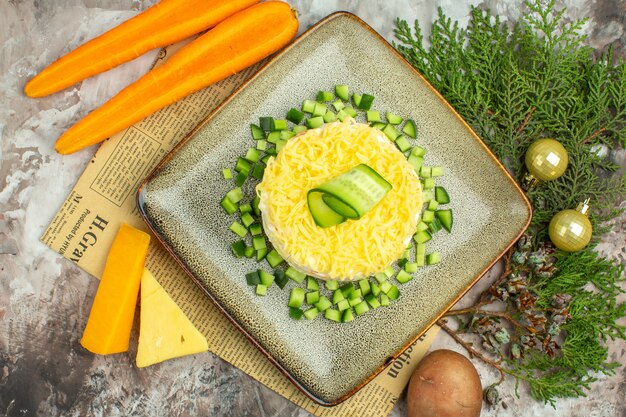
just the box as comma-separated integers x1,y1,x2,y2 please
256,284,267,296
352,93,362,107
231,240,246,258
342,309,355,323
230,222,247,238
395,136,411,152
323,110,337,123
382,124,400,140
313,102,327,117
307,191,346,228
266,249,284,268
220,196,237,215
343,106,357,118
435,186,450,204
427,252,441,265
325,308,342,322
402,119,417,138
286,266,306,283
307,164,392,225
288,288,305,308
302,99,316,114
234,171,247,187
246,271,261,286
436,209,453,232
386,112,403,125
306,291,320,305
289,307,303,320
274,269,289,289
335,85,350,101
292,125,307,135
304,307,319,320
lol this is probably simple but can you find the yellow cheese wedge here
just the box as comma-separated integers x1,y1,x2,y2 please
80,223,150,355
136,268,208,367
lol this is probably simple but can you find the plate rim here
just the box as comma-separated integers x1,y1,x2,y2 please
136,10,533,407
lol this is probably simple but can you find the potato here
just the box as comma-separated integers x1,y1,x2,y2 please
406,349,482,417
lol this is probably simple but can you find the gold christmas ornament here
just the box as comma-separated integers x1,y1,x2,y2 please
523,138,569,189
548,199,592,252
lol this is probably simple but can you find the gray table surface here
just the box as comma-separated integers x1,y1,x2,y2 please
1,1,625,416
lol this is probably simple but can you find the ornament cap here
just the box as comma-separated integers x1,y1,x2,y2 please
576,198,591,216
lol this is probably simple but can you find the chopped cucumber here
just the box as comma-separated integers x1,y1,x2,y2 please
380,294,390,306
306,276,319,291
403,119,417,138
225,188,243,203
387,285,400,300
289,307,303,320
286,108,304,124
386,112,403,125
354,300,370,316
343,106,357,118
313,102,327,117
420,166,432,178
252,196,261,216
404,262,419,273
244,246,254,258
423,178,435,190
250,124,266,140
259,270,274,287
303,307,319,320
371,283,381,296
396,269,413,284
317,91,334,102
428,199,439,210
256,248,267,262
249,223,262,236
336,299,350,311
431,166,445,177
428,217,442,234
245,148,260,163
352,93,362,107
436,209,453,232
325,280,339,291
427,252,441,265
384,265,395,277
306,291,320,305
395,136,411,152
251,164,264,180
358,94,375,110
411,146,426,157
273,119,288,131
246,270,261,286
306,116,325,129
252,235,266,250
323,110,337,123
221,196,238,215
267,131,281,144
230,221,247,238
325,308,342,322
382,124,400,140
292,125,307,135
416,221,429,232
288,288,305,308
281,130,295,140
259,117,274,131
241,212,254,228
274,269,289,289
374,272,388,284
407,154,423,171
332,99,345,111
256,140,268,151
332,289,345,304
235,157,252,174
422,210,435,223
358,279,371,296
414,230,432,244
416,243,426,266
231,240,246,258
348,297,363,307
286,266,306,283
315,296,332,312
336,109,348,122
435,186,450,204
234,171,247,187
379,281,393,294
256,284,267,296
222,168,233,179
302,99,316,114
365,294,381,309
371,122,386,129
342,308,355,323
335,85,350,101
266,249,284,268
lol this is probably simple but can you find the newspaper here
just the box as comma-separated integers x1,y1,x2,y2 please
41,41,439,416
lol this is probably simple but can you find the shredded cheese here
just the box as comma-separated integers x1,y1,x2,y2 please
257,120,423,281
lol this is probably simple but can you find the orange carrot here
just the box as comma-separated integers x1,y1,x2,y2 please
24,0,259,98
55,1,298,155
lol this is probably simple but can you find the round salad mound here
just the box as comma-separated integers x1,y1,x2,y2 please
257,120,423,281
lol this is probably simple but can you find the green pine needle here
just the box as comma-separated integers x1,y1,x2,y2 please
395,0,626,406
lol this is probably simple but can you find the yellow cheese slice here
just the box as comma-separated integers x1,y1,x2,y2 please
136,268,208,368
